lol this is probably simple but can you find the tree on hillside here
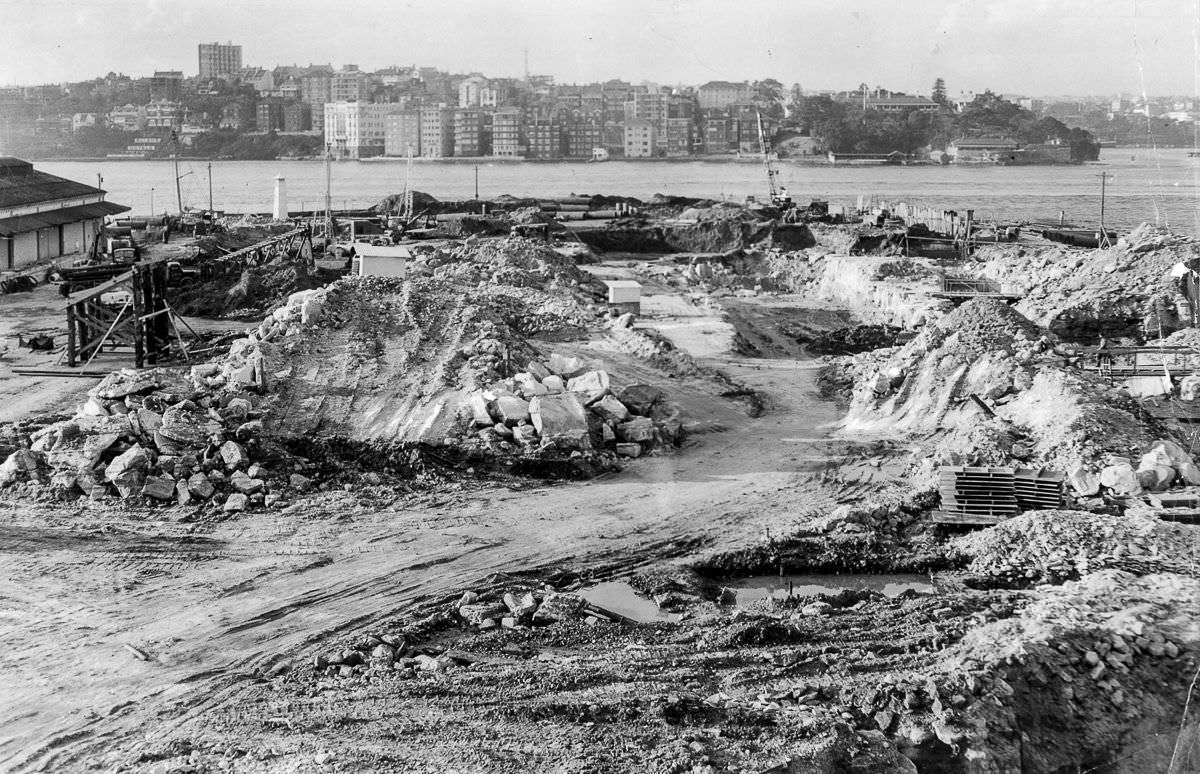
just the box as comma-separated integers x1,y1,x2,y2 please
932,77,947,105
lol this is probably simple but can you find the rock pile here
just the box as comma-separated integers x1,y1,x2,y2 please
952,510,1200,584
0,365,316,509
454,587,617,631
869,571,1200,772
455,354,682,461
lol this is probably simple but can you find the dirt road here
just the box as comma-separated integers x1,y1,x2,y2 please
0,290,876,772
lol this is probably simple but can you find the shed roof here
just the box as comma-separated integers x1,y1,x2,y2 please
602,279,642,289
0,156,107,209
0,200,129,235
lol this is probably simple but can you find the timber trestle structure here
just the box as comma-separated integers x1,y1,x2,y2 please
65,258,172,368
64,226,313,368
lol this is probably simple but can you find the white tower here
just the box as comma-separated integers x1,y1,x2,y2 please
272,175,288,220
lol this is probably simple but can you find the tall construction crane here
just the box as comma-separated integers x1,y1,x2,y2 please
756,110,791,208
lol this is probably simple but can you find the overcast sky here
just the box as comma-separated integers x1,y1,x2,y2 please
0,0,1197,96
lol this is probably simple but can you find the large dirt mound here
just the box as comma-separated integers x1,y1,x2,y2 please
842,298,1156,478
973,223,1200,342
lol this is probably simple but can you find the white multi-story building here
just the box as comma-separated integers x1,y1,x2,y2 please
324,101,396,158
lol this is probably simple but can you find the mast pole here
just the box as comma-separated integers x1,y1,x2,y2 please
173,132,183,215
207,161,213,212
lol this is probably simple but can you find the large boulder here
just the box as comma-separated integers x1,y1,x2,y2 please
617,417,655,443
590,395,631,424
187,471,215,500
566,370,610,394
104,444,150,498
89,369,163,400
0,449,43,487
466,392,493,427
159,404,222,447
529,393,589,446
1099,458,1141,495
1067,465,1101,497
220,440,249,470
496,396,530,426
514,372,549,398
531,593,588,625
617,384,665,415
548,353,588,379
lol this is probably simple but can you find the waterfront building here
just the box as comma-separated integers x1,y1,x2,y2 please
257,100,285,133
300,65,334,131
697,80,753,110
625,90,667,136
197,41,242,80
324,101,395,158
527,120,564,159
564,120,602,158
664,117,693,157
384,110,421,156
949,137,1020,164
0,157,129,270
623,119,657,158
453,108,490,157
281,101,312,132
491,107,524,157
419,107,455,158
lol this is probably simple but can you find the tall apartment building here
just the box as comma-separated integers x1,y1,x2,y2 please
384,110,421,156
623,119,656,158
625,91,667,136
453,108,490,157
257,100,285,132
324,101,394,158
198,42,242,80
491,107,523,157
564,120,602,158
300,66,333,131
419,107,454,158
332,66,368,102
282,102,311,132
526,120,563,159
664,118,693,157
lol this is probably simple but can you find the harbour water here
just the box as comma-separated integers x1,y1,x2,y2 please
38,148,1200,235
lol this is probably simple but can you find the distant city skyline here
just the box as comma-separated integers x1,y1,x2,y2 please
0,0,1197,97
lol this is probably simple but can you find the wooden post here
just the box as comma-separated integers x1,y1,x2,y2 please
66,305,77,367
132,269,145,368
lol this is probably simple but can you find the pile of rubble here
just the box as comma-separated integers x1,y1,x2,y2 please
453,353,682,462
952,510,1200,584
868,570,1200,772
841,298,1156,482
972,223,1200,341
0,366,314,510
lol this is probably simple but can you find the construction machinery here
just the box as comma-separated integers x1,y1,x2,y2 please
756,110,792,209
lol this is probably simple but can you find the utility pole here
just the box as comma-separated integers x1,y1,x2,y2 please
172,131,183,215
150,187,155,218
474,165,479,201
1098,171,1112,248
207,161,213,212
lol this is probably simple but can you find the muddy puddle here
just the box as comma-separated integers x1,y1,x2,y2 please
579,581,682,623
727,573,935,605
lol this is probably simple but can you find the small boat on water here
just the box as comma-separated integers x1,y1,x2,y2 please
589,147,609,162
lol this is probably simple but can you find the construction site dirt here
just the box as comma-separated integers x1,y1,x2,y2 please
2,197,1200,774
